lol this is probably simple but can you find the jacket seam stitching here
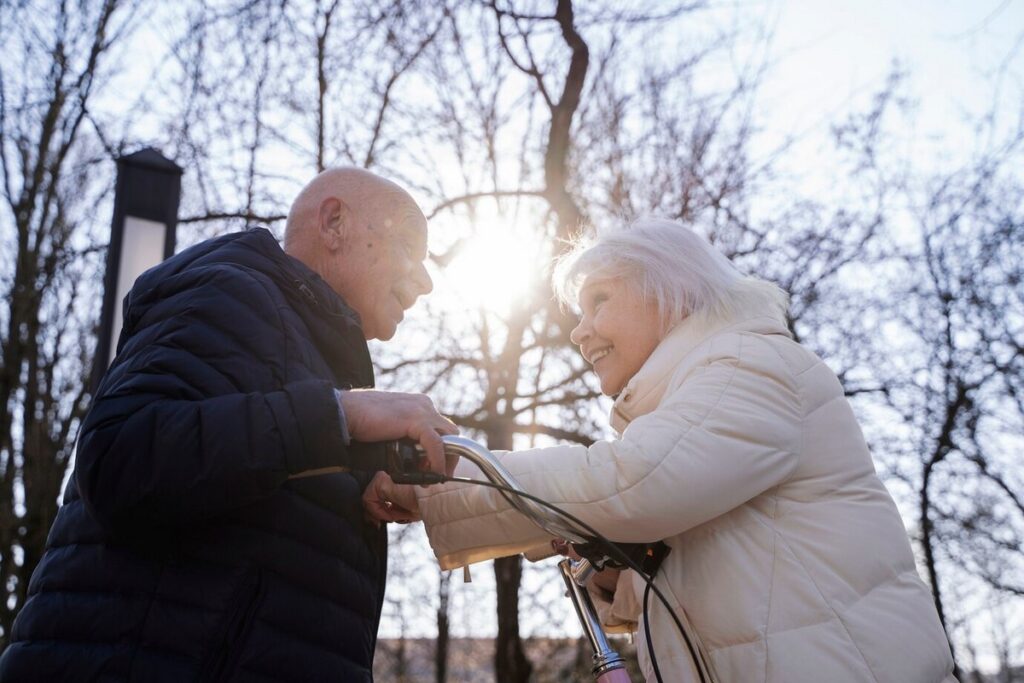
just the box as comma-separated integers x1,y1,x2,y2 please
5,636,196,662
19,583,219,612
654,575,713,679
240,267,291,383
763,499,779,682
774,534,880,680
126,567,163,680
745,332,805,486
248,611,367,664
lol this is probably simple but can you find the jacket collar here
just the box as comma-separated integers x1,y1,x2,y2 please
609,308,791,433
239,228,376,387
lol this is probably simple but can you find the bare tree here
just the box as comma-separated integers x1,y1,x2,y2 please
436,569,452,683
0,0,141,647
890,134,1024,679
795,72,1024,678
160,0,449,242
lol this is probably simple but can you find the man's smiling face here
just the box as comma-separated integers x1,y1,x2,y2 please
337,198,432,341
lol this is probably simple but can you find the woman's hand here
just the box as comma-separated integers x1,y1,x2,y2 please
551,539,622,594
363,471,421,525
590,567,621,594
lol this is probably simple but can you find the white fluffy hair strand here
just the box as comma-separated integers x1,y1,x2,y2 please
553,217,789,330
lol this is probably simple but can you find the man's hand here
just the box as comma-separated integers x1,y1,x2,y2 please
363,471,420,525
340,389,459,477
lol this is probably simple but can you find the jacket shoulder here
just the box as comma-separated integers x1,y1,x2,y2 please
104,260,293,400
665,328,805,391
124,260,286,338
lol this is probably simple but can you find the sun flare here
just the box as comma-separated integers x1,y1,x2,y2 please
439,221,548,316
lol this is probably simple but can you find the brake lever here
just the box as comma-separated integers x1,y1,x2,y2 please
571,539,671,579
384,439,447,485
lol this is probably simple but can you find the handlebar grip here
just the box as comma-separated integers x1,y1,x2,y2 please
384,439,447,485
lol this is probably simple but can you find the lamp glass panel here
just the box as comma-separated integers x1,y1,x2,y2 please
110,216,167,364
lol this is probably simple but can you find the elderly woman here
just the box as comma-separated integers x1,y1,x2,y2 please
367,218,957,682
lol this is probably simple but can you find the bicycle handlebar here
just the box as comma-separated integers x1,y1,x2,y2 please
388,436,604,570
439,435,593,544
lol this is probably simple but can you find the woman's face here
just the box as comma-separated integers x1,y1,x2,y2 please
570,276,663,396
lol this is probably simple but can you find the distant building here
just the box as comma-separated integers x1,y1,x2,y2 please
373,636,641,682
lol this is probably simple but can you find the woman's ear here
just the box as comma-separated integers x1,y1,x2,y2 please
317,196,353,252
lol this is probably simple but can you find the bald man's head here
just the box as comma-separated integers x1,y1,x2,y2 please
284,168,431,340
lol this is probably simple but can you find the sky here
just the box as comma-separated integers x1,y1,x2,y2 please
773,0,1021,126
752,0,1023,179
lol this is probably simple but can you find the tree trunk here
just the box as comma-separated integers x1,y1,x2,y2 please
494,555,532,683
0,0,124,648
487,421,531,682
435,570,450,683
920,459,962,681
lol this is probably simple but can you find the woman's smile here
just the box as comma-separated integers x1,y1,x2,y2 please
588,346,611,364
571,277,663,396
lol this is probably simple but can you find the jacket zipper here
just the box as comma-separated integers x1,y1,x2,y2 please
296,280,318,306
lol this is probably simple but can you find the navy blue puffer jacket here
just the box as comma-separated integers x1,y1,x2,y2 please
1,228,389,682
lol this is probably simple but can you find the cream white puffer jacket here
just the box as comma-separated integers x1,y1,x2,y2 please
417,308,957,683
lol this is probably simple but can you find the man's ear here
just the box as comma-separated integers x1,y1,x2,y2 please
317,196,352,252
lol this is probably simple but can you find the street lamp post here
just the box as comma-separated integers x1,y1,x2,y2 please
92,148,183,391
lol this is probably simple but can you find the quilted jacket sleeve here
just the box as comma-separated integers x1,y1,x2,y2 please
75,266,351,533
418,332,802,567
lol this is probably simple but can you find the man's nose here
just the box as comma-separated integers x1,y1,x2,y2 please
411,259,432,297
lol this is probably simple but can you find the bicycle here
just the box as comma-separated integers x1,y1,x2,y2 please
386,434,714,683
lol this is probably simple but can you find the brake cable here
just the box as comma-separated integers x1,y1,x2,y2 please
385,436,712,683
444,476,709,683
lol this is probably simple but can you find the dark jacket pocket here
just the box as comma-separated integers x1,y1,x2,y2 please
202,568,266,683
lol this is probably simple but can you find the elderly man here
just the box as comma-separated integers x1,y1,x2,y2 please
0,168,456,682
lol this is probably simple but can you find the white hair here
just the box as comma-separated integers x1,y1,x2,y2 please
553,217,789,330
